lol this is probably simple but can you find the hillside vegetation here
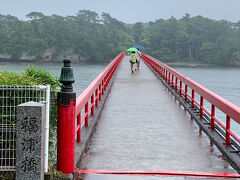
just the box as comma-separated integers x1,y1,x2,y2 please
0,11,240,65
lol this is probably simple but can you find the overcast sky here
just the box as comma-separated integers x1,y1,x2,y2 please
1,0,240,23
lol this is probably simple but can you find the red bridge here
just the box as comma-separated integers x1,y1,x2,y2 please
57,53,240,179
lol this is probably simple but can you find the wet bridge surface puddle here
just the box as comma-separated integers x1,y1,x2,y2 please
77,56,238,179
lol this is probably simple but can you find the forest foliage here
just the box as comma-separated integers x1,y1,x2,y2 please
0,11,240,65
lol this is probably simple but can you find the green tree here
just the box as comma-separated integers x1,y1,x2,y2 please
200,42,215,63
0,11,240,65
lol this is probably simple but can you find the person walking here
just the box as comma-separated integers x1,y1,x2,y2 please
136,48,141,70
130,51,137,73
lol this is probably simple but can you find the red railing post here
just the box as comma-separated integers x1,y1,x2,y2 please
211,104,215,130
226,115,231,146
105,74,108,87
57,59,76,174
107,73,110,86
180,81,182,97
99,84,102,101
95,89,99,107
185,85,188,102
85,102,89,127
77,113,81,142
191,89,195,108
168,72,170,85
175,77,178,92
171,74,174,88
200,96,203,118
91,95,94,116
102,80,104,95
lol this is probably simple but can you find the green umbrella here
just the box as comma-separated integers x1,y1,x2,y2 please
127,47,138,52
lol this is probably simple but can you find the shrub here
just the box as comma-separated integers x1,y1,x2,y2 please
0,65,60,88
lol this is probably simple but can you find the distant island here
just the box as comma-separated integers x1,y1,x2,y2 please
0,10,240,65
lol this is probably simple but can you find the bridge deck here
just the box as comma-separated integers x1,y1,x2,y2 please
78,56,237,179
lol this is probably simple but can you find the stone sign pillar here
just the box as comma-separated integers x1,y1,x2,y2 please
16,101,46,180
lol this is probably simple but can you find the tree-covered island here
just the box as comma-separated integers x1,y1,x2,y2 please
0,10,240,65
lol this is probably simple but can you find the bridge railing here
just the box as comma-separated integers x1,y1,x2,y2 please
142,53,240,149
75,52,125,142
57,52,125,174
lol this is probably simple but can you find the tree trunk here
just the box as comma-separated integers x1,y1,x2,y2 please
188,45,192,59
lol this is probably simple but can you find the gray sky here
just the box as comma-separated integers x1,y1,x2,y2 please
1,0,240,23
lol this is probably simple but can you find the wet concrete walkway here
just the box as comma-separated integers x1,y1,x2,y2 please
78,56,237,179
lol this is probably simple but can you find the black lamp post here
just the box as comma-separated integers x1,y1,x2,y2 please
59,58,75,92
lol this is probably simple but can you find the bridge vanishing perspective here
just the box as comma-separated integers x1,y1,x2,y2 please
57,53,240,179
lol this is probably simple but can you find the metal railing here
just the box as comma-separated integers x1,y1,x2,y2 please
0,85,50,171
75,52,125,142
57,52,126,174
142,54,240,150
